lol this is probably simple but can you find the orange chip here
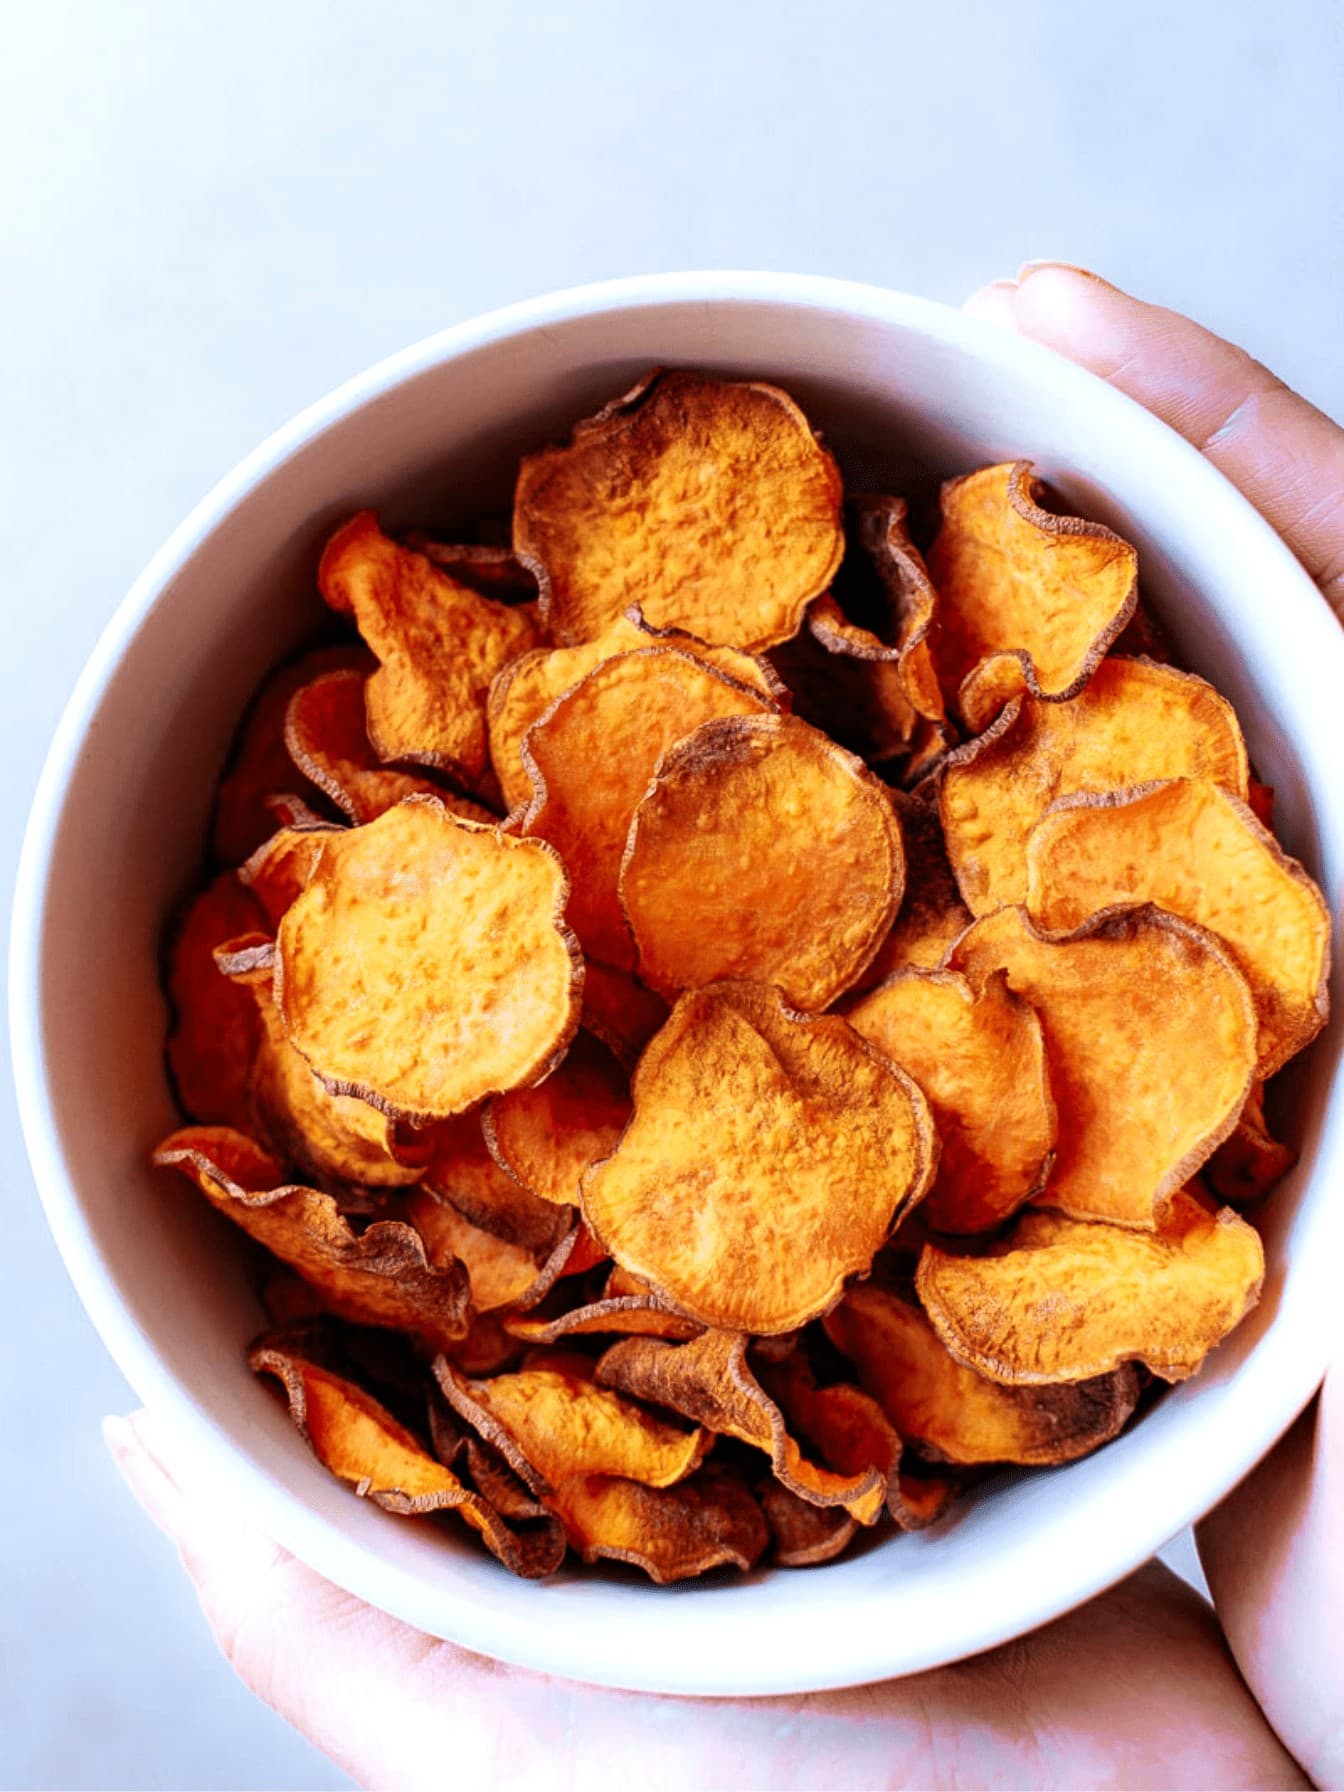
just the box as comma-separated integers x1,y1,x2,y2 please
916,1188,1265,1384
520,646,772,968
620,713,904,1010
548,1462,768,1583
405,536,538,605
433,1359,710,1496
927,462,1138,712
1025,777,1331,1077
421,1114,574,1254
940,659,1250,916
484,1031,631,1207
582,982,935,1333
250,1338,565,1577
503,1294,703,1347
211,645,365,866
852,793,971,990
597,1330,891,1524
285,668,496,828
759,1481,858,1566
277,797,582,1123
153,1127,471,1348
888,1468,960,1532
435,1313,523,1377
318,512,540,795
842,494,945,723
824,1282,1139,1465
1204,1082,1297,1205
405,1187,579,1314
845,968,1055,1234
514,370,844,650
578,960,669,1067
219,938,425,1189
165,872,265,1129
769,593,920,765
948,905,1255,1228
239,821,341,928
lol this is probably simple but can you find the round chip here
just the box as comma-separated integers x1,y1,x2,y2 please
277,796,582,1123
580,982,936,1333
484,1031,632,1207
513,371,845,649
620,713,904,1010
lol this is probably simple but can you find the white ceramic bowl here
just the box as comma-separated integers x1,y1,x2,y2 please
12,273,1343,1697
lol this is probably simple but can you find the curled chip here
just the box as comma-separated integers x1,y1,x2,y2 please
521,647,772,968
620,713,904,1010
927,462,1138,712
824,1282,1139,1465
433,1359,710,1496
211,645,367,866
579,961,669,1067
239,822,340,928
759,1482,858,1566
1204,1083,1297,1205
582,982,935,1333
250,1339,565,1577
318,512,540,795
165,873,264,1129
548,1462,768,1583
514,370,844,650
888,1469,960,1532
597,1329,890,1523
218,937,425,1189
484,1031,631,1207
769,594,919,765
948,906,1256,1228
285,669,495,827
917,1188,1265,1384
1025,777,1331,1077
153,1127,470,1348
853,793,971,990
504,1294,703,1347
842,494,945,724
844,969,1055,1234
277,796,581,1123
940,659,1250,915
489,613,780,813
406,536,538,604
405,1187,578,1314
421,1114,574,1253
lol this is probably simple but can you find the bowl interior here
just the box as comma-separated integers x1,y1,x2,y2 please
17,278,1344,1695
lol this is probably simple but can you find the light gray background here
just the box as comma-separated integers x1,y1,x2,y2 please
2,2,1340,1787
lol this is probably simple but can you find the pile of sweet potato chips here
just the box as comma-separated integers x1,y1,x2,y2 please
156,370,1331,1584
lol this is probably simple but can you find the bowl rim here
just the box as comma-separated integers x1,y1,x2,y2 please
11,269,1342,1696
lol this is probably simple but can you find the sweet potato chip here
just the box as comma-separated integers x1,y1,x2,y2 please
948,906,1256,1227
483,1031,631,1207
421,1114,574,1254
757,1351,904,1522
219,939,425,1189
514,370,844,650
759,1482,858,1566
1025,778,1331,1076
579,961,669,1067
407,537,538,605
1204,1082,1297,1204
285,668,495,827
548,1462,767,1582
621,713,904,1010
211,645,366,866
250,1339,565,1577
436,1313,523,1377
841,494,945,723
504,1294,703,1347
277,797,581,1123
433,1360,710,1496
318,512,539,795
824,1282,1139,1465
888,1468,961,1532
520,646,772,968
844,969,1055,1234
927,463,1138,711
153,1127,470,1348
165,873,266,1128
405,1187,577,1313
769,594,919,765
239,821,340,928
917,1189,1265,1383
940,659,1250,915
598,1330,889,1522
852,794,971,990
582,982,935,1332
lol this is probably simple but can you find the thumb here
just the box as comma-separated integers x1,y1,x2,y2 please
966,264,1344,623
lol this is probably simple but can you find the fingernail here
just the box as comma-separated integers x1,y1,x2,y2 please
1017,260,1112,286
964,280,1020,327
104,1412,187,1543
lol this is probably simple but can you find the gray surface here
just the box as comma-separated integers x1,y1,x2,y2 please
2,2,1340,1787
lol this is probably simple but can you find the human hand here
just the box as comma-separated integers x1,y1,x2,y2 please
106,269,1342,1790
